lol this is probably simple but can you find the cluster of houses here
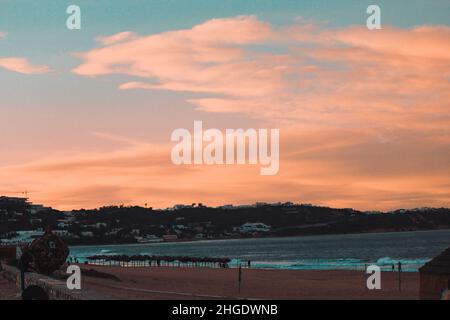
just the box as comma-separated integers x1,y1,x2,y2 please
0,196,274,245
1,221,272,245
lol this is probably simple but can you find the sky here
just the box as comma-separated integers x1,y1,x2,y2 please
0,0,449,211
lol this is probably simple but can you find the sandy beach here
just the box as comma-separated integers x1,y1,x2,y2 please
78,266,419,300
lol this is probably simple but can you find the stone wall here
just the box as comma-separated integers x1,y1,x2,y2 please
0,262,110,300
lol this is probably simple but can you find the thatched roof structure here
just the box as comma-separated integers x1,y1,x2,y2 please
419,246,450,275
86,254,231,268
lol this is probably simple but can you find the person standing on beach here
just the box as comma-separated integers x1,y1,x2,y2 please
18,250,32,292
238,264,242,294
397,261,402,292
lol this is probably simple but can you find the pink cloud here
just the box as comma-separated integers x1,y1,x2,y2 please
72,15,278,96
1,128,448,211
72,18,450,126
4,17,446,211
119,81,154,90
0,57,50,75
0,33,49,75
333,25,450,60
96,31,137,46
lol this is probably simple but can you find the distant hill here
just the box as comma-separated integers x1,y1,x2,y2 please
1,196,450,245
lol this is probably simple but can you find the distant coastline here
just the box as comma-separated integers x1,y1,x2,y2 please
69,227,450,247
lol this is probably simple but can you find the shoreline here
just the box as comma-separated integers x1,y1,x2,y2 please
68,227,450,248
67,229,448,273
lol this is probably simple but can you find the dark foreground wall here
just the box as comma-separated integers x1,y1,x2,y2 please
0,263,109,300
0,246,16,260
419,273,450,300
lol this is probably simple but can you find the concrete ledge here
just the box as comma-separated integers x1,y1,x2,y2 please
1,263,112,300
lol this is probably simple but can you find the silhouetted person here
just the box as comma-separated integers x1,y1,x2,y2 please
18,250,32,292
238,264,242,294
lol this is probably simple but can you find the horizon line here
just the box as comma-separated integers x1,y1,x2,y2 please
1,195,448,214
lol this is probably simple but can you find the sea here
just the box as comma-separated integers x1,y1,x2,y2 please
69,229,450,272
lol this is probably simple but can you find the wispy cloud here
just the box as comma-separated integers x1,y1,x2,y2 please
0,33,50,74
72,17,450,125
0,57,50,75
1,126,449,211
72,16,450,143
96,31,137,46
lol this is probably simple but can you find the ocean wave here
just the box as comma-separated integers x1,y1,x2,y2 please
232,257,428,272
375,256,430,266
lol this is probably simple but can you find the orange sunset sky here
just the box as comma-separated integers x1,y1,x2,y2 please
0,1,449,211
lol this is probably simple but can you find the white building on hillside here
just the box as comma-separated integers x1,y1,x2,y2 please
239,222,272,233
